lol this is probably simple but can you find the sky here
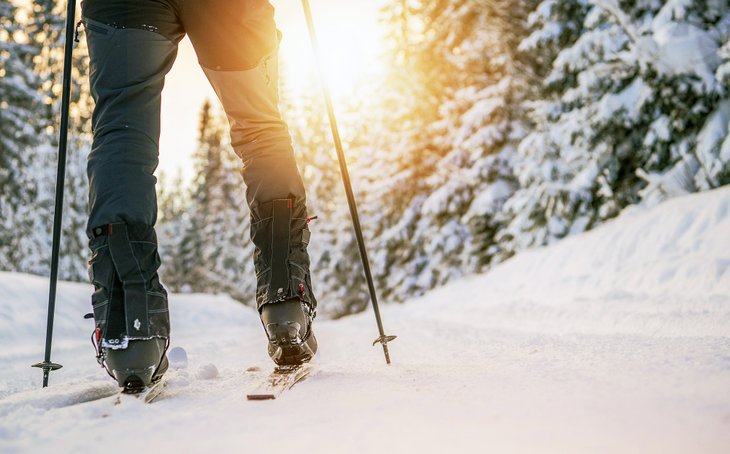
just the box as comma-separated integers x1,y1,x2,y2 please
158,0,388,186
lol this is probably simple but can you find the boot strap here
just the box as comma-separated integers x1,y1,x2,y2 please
269,199,292,303
106,223,151,337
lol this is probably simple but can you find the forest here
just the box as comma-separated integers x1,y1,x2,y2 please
2,0,729,317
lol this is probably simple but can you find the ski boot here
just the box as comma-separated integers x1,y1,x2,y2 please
87,223,171,391
260,299,317,365
250,198,319,366
103,339,169,392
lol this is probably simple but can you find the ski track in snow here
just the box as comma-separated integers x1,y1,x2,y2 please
2,188,730,453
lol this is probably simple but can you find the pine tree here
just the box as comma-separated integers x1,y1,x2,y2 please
35,0,92,281
501,0,730,254
356,0,535,301
649,0,730,195
157,170,190,292
163,101,255,302
9,0,93,280
0,0,43,272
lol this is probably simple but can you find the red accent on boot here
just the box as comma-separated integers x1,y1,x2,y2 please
93,326,103,359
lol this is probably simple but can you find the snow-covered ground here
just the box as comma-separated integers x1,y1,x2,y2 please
2,187,730,454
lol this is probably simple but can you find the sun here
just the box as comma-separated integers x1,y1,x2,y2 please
273,0,388,104
157,0,388,187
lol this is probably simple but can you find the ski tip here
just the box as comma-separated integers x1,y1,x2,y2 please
247,393,276,401
118,379,167,404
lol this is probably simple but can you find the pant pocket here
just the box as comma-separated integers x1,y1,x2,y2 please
88,243,113,334
146,290,170,335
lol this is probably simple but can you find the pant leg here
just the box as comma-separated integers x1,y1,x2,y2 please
200,52,308,208
83,1,184,233
181,0,305,207
181,0,316,312
82,0,184,345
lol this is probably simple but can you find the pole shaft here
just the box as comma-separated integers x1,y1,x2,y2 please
301,0,392,364
39,0,76,387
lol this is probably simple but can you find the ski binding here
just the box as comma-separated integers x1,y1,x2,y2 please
247,364,312,400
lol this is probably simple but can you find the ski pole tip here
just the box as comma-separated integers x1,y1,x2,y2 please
373,335,397,365
372,335,397,347
32,361,63,371
32,361,63,387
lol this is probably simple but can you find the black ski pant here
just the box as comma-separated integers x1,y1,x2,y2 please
83,0,315,346
83,0,306,230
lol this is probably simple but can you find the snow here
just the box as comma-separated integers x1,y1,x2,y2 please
697,98,730,183
596,78,653,124
1,187,730,453
654,20,721,87
595,0,727,87
464,179,514,218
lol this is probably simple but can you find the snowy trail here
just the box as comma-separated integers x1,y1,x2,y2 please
2,188,730,453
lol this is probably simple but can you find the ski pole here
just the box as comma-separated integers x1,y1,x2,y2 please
32,0,77,387
301,0,397,364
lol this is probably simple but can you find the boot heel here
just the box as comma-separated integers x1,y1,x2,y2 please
261,300,317,366
266,322,316,365
103,338,168,390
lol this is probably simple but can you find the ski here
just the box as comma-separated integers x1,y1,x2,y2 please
113,378,167,405
246,364,313,400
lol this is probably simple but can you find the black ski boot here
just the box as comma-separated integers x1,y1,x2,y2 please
87,223,171,389
260,299,317,365
103,339,169,392
250,198,318,366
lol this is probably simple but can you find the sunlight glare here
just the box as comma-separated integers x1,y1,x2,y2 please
158,0,387,187
275,0,388,104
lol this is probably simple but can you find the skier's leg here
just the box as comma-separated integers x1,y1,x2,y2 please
182,0,317,365
82,0,184,388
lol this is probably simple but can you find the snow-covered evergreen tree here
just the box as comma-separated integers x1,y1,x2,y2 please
353,0,534,301
647,0,730,198
28,0,92,281
0,0,92,280
501,0,730,254
157,170,191,292
0,0,43,272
